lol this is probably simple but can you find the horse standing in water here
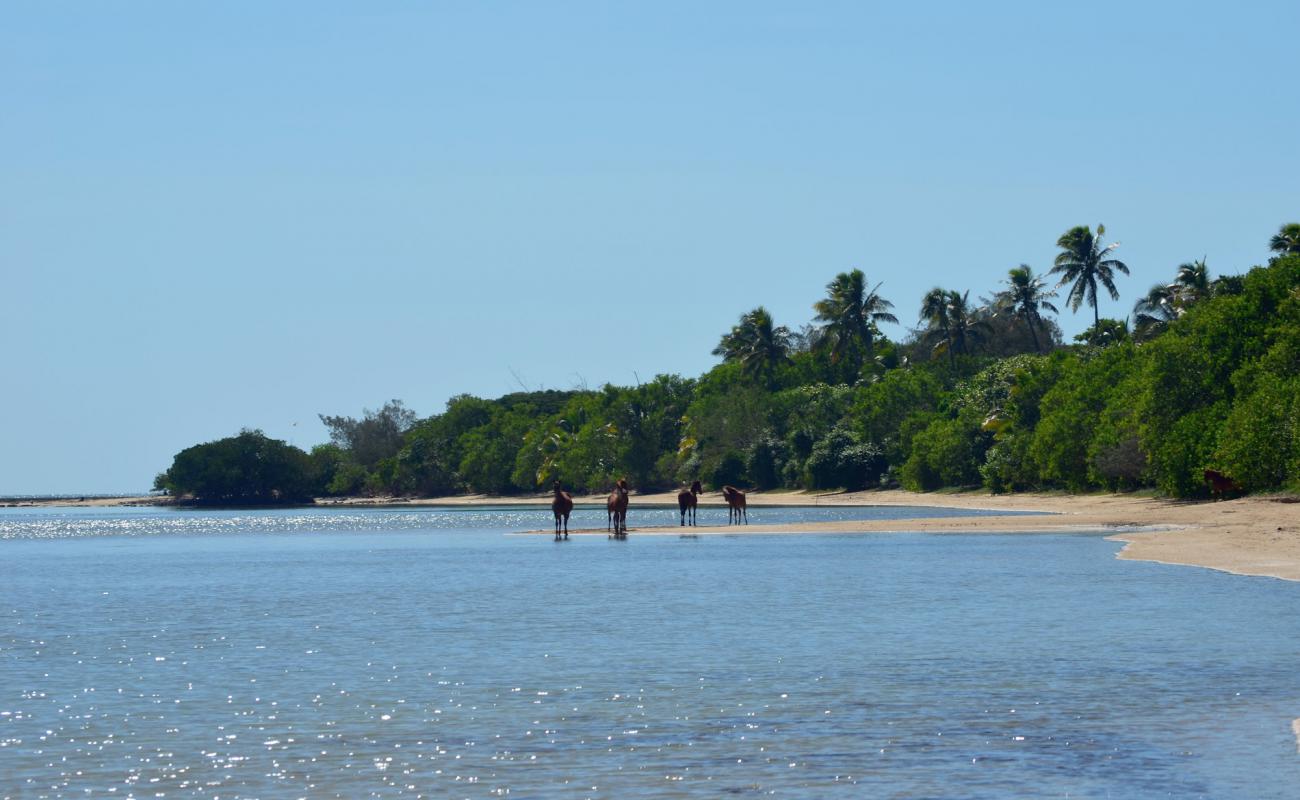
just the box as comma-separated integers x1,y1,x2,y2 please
607,478,630,538
677,480,702,526
722,485,748,525
551,481,574,540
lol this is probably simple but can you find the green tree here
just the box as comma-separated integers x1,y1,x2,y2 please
993,265,1059,354
1211,373,1300,491
943,290,988,358
1050,224,1130,328
900,410,990,490
920,289,987,363
1269,222,1300,256
812,269,898,377
804,425,886,489
712,307,792,383
919,287,954,365
850,366,946,465
1074,317,1131,347
1133,284,1177,338
1173,258,1211,305
163,429,313,504
318,399,417,469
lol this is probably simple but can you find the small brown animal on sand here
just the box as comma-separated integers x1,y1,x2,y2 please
551,481,574,540
607,478,630,538
721,485,748,525
677,480,702,527
1203,469,1241,499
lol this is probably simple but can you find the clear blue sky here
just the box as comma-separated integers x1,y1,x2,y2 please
3,1,1297,494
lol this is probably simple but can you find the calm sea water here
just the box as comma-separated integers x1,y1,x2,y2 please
2,505,1299,799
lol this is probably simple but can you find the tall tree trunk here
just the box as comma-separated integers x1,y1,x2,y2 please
1025,314,1041,353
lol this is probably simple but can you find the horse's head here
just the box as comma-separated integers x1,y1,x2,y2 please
552,480,563,493
691,480,703,494
617,478,629,492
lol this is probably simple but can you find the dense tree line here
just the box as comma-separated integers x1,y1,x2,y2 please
157,224,1300,504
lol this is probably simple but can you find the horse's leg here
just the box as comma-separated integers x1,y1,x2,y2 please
742,504,748,524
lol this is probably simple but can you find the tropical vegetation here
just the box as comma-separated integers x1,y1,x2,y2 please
156,223,1300,503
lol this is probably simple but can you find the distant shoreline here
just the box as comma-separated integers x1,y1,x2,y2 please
7,489,1298,584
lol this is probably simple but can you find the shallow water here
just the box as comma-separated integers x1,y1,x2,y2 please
2,506,1299,798
0,502,1040,540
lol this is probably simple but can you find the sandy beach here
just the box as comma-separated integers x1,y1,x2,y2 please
12,489,1299,583
473,488,1300,584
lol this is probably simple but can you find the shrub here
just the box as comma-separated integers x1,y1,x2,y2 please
1212,374,1300,491
165,429,313,504
901,412,989,490
805,426,887,489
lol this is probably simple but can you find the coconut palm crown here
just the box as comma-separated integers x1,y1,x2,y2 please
1172,258,1210,305
812,269,898,367
712,306,791,380
992,264,1059,353
939,290,987,359
1133,283,1177,338
920,287,987,364
1050,224,1130,328
1269,223,1300,256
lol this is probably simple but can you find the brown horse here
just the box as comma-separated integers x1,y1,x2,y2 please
1204,469,1241,499
551,481,574,539
677,480,702,527
607,478,630,538
721,485,748,525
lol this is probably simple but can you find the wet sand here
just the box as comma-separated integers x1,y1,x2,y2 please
520,489,1300,584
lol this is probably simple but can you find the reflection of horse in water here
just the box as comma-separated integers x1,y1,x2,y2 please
551,481,574,540
607,478,630,538
722,485,748,525
678,480,702,526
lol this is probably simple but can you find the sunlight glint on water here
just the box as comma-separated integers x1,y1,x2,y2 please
2,505,1299,798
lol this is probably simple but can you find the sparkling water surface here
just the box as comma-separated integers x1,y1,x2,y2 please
0,502,1040,540
2,505,1299,799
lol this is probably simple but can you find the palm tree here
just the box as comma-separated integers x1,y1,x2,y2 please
919,288,987,365
919,287,953,365
992,265,1059,353
1133,283,1177,338
1269,223,1300,256
712,306,791,381
812,269,898,371
942,290,988,358
1050,224,1130,328
1172,258,1210,305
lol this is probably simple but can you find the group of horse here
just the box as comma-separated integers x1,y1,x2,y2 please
549,480,749,540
